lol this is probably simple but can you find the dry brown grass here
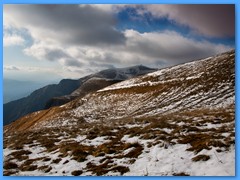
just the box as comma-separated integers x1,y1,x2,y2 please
86,160,129,175
4,162,18,170
178,133,212,154
3,100,235,175
192,154,210,162
52,158,62,164
110,166,130,175
124,146,143,158
8,150,32,161
3,170,17,176
71,170,83,176
86,160,114,176
19,164,38,171
56,140,94,162
38,165,52,173
173,172,190,176
19,157,45,168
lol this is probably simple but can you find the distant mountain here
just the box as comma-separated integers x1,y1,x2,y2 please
45,78,121,109
4,50,235,176
3,65,156,125
3,79,48,104
45,65,156,109
3,79,81,126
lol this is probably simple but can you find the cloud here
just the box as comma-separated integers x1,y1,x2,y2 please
22,43,60,58
4,65,63,82
60,58,83,67
67,30,232,68
80,4,235,38
123,30,232,64
4,5,126,46
23,43,62,61
3,33,25,47
3,4,234,79
139,4,235,38
23,42,84,69
4,65,20,71
23,29,232,71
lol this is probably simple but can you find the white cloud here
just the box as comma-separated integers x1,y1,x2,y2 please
123,29,232,63
4,65,20,71
4,65,63,82
23,42,67,61
3,33,25,47
22,28,232,74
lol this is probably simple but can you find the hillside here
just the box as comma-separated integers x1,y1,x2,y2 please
4,50,235,176
3,79,82,126
3,79,49,104
3,65,156,126
45,65,156,109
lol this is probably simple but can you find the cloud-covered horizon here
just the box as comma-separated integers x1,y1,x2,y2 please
4,4,235,80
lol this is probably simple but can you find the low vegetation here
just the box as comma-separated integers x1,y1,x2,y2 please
3,105,235,176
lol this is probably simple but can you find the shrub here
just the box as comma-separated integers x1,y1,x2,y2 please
71,170,83,176
110,166,130,175
52,158,62,164
173,172,190,176
192,154,210,162
20,165,38,171
4,162,18,169
8,150,32,161
38,165,52,173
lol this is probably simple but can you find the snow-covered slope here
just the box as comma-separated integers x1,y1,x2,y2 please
94,65,157,80
4,50,235,176
4,65,156,125
45,65,156,109
19,49,234,129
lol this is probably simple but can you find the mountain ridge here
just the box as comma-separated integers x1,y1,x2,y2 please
3,65,157,125
5,50,234,132
3,79,50,104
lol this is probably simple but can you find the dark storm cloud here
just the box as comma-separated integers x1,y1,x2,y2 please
176,4,235,37
63,58,83,67
146,4,235,38
45,49,70,61
89,61,115,69
42,48,83,67
4,4,126,46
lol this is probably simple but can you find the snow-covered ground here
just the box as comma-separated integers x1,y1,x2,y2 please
4,106,235,176
4,136,235,176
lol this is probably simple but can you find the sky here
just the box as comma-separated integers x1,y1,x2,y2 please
3,4,235,83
